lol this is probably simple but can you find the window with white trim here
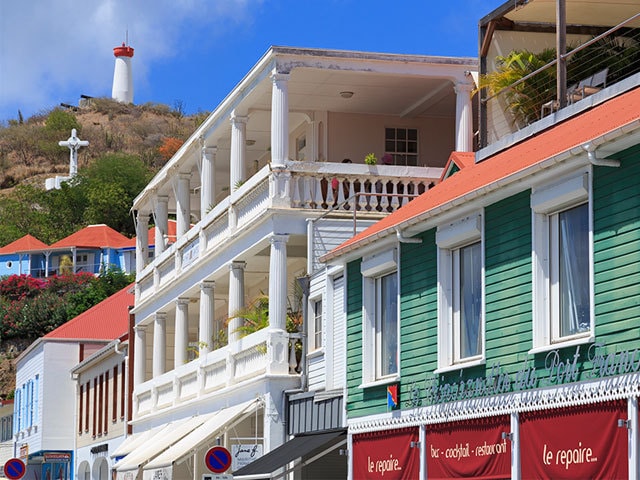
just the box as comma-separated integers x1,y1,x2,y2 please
531,172,593,350
437,213,484,370
361,249,399,384
311,298,323,350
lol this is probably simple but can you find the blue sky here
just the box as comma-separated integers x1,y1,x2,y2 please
0,0,505,123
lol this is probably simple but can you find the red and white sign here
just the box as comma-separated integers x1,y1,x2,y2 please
426,416,511,479
352,428,419,480
520,400,627,479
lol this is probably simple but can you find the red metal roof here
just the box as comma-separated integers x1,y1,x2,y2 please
0,234,49,254
327,87,640,259
44,284,134,340
49,224,131,249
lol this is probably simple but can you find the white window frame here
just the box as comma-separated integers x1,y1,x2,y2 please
310,297,323,351
531,171,594,353
360,248,399,386
436,212,485,372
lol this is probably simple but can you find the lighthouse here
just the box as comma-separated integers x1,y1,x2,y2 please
111,42,134,104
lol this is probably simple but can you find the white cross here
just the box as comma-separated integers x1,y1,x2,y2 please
58,128,89,177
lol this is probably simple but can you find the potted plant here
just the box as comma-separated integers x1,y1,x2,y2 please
364,153,377,165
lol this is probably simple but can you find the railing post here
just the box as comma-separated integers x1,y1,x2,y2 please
270,166,291,208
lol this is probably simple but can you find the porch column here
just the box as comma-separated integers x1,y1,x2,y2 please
199,281,215,355
268,234,289,331
135,211,149,274
270,72,290,168
133,324,147,387
230,113,247,192
176,172,191,237
454,78,474,152
152,312,167,377
174,298,189,368
154,195,169,257
201,146,217,212
228,261,246,344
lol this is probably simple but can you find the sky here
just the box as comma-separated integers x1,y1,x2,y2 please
0,0,506,124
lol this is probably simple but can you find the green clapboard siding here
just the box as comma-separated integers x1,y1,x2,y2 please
593,145,640,354
484,190,532,372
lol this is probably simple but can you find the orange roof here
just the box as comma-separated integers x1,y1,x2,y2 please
49,224,131,249
326,86,640,260
439,151,475,182
44,284,134,340
0,234,49,254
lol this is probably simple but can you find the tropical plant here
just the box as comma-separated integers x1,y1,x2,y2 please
475,48,557,126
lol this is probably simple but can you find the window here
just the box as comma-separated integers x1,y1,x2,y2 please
361,249,399,385
312,299,323,350
385,128,418,166
532,172,592,351
437,213,484,371
375,272,398,378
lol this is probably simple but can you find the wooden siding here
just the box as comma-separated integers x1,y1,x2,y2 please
483,191,532,370
593,146,640,353
345,260,368,416
399,230,438,399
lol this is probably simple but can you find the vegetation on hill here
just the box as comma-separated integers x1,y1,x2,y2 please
0,98,208,244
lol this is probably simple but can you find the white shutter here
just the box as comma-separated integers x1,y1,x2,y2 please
331,275,345,389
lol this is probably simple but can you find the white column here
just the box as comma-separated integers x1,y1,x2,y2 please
152,312,167,377
176,172,191,237
201,146,217,212
230,113,248,192
454,79,474,152
135,211,149,274
270,72,290,168
268,234,289,331
228,261,246,344
133,324,147,387
199,281,215,355
154,195,169,257
174,298,189,368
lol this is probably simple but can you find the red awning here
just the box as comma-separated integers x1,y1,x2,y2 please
426,416,511,479
352,427,420,480
520,400,627,479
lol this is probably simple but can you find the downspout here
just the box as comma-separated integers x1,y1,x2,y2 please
395,228,422,244
583,143,620,167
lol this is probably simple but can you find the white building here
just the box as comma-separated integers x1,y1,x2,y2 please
13,285,134,480
124,46,476,479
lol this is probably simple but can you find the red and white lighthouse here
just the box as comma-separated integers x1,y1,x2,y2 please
111,42,134,104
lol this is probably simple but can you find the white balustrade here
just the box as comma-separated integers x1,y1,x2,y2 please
132,329,300,418
135,160,441,306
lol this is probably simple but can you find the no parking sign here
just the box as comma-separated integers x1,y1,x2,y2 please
205,446,232,474
4,458,26,479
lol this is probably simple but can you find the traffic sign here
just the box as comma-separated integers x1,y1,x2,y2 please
4,458,26,480
205,446,232,474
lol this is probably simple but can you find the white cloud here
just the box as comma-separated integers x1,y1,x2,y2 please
0,0,259,121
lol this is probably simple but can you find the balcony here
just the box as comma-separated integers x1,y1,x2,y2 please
135,160,440,305
477,1,640,153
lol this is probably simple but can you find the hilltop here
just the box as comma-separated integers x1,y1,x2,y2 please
0,98,208,190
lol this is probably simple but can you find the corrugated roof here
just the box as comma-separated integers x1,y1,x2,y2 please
44,284,134,340
325,86,640,260
49,224,131,249
0,234,49,254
